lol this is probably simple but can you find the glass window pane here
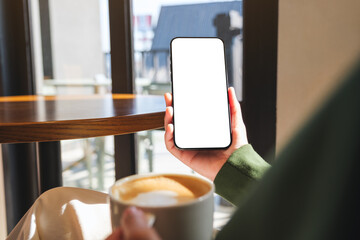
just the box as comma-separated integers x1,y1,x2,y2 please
31,0,114,192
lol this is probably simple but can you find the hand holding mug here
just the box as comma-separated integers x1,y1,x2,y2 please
109,173,214,240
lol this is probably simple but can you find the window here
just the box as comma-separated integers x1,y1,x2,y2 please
32,0,114,191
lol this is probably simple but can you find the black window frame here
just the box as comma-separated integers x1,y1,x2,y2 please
242,0,278,162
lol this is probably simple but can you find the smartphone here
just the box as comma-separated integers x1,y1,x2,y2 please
170,37,232,149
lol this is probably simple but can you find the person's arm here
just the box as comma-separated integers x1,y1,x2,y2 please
164,87,270,206
214,144,270,207
165,87,270,206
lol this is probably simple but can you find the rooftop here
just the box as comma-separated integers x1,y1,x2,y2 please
151,1,242,51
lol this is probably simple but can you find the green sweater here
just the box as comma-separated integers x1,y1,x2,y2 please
214,144,270,207
214,60,360,240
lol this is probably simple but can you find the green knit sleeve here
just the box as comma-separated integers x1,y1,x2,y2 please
214,144,270,206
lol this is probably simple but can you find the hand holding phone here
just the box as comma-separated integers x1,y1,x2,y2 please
164,87,248,180
170,37,232,149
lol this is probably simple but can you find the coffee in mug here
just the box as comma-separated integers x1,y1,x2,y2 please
109,173,214,240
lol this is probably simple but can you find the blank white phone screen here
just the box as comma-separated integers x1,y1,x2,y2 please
171,38,231,149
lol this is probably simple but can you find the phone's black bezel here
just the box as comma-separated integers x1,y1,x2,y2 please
169,37,232,150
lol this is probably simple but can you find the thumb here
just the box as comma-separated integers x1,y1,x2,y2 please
121,207,148,231
121,207,161,240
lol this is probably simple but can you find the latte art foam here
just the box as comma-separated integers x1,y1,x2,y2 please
112,175,211,207
129,190,195,206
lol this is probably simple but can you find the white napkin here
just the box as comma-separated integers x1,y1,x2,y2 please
7,187,112,240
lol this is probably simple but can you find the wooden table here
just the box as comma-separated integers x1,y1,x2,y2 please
0,94,165,228
0,94,165,143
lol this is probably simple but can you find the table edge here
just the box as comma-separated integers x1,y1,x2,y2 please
0,111,165,144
